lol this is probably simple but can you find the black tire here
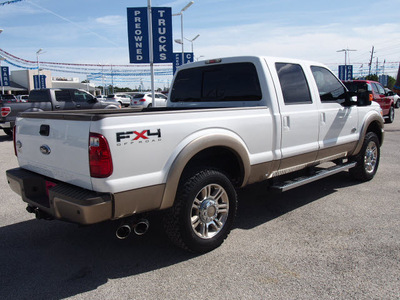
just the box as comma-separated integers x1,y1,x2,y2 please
395,100,400,109
385,106,394,124
164,169,237,253
3,128,12,137
349,132,380,181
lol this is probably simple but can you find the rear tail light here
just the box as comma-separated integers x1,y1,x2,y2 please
1,107,11,117
89,133,113,178
139,99,146,102
369,94,373,102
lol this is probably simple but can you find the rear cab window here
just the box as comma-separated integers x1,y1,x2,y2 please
28,90,51,103
170,62,262,103
55,90,72,102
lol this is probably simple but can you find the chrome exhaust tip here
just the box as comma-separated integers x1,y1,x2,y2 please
116,224,132,240
133,219,150,236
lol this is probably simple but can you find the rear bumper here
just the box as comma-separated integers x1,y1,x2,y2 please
6,168,113,225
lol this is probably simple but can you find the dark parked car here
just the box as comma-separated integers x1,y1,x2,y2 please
0,94,17,103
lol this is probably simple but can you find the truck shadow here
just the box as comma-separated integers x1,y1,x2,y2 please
0,134,12,142
0,172,358,299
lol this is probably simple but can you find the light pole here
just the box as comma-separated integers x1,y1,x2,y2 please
185,34,200,54
337,48,356,67
173,1,194,65
337,48,356,80
36,48,44,89
0,29,3,94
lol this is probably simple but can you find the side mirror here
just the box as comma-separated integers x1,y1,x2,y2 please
343,91,358,107
356,91,371,106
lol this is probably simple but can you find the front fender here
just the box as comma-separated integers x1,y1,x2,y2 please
351,112,384,156
159,132,251,210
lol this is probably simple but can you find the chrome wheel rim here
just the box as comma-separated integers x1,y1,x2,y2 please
191,184,229,239
364,141,378,174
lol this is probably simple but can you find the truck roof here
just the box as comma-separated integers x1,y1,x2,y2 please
176,55,326,71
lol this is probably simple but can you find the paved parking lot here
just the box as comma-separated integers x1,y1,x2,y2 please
0,116,399,299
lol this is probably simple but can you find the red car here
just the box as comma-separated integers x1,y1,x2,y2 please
343,80,395,123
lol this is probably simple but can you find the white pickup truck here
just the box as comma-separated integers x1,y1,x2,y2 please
6,56,384,253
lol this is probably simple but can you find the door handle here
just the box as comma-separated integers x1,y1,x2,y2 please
283,116,290,130
76,104,81,108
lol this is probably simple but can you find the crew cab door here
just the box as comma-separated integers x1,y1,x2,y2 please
273,62,319,170
310,66,358,160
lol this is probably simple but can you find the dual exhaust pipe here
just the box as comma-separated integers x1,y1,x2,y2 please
116,219,150,239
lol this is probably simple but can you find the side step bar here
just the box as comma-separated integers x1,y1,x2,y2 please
271,162,357,192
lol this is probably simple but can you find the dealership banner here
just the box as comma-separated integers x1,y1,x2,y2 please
338,65,353,81
33,75,46,89
173,52,194,74
1,66,10,86
127,7,173,64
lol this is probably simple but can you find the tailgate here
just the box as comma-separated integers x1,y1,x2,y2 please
15,116,93,190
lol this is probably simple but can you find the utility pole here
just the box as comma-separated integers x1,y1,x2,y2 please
368,46,375,76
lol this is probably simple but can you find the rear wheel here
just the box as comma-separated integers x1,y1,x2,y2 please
349,132,380,181
164,169,237,253
385,106,394,123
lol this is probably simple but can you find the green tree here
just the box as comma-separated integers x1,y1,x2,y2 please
365,74,379,81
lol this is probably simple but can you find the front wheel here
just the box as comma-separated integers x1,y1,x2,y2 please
164,169,237,253
349,132,380,181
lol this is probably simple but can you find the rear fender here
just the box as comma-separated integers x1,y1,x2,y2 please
159,132,250,210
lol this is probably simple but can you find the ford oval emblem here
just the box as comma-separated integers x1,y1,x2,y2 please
40,145,51,155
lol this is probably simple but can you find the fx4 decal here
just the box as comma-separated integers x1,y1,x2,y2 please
116,129,162,145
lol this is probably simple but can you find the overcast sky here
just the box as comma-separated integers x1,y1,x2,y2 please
0,0,399,88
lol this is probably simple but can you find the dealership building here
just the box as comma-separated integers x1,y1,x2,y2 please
1,69,98,95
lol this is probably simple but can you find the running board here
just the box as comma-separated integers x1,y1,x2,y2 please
270,162,357,192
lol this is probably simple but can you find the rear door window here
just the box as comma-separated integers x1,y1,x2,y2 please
170,62,262,102
55,90,72,102
275,63,312,104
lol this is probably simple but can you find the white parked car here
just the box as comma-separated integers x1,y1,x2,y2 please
130,92,167,108
16,95,29,102
106,94,132,107
385,88,400,108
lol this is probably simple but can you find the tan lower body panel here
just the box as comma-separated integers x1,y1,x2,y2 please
113,184,166,219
